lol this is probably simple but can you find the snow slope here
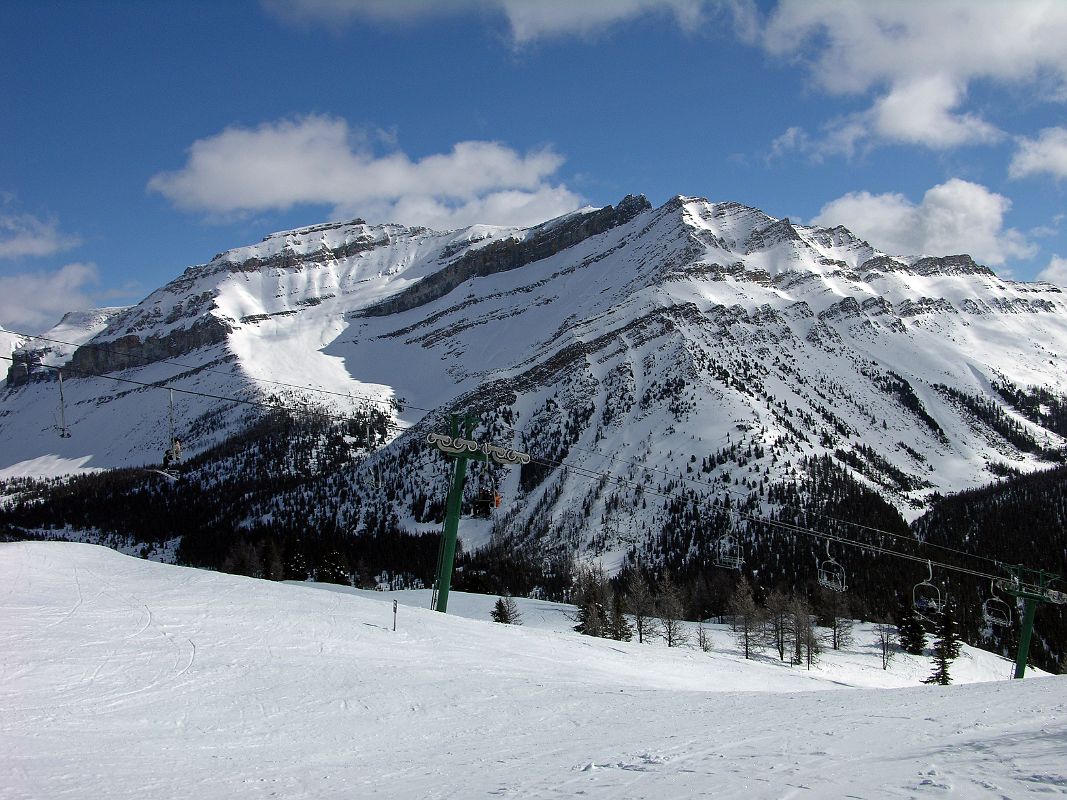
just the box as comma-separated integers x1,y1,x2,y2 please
0,324,23,357
2,542,1062,800
0,324,24,389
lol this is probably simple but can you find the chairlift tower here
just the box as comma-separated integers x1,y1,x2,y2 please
56,368,71,438
426,414,529,613
996,565,1066,679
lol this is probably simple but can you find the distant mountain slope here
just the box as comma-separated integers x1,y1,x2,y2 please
1,193,1066,586
0,324,24,373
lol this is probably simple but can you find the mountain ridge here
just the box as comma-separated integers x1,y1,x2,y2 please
2,193,1066,539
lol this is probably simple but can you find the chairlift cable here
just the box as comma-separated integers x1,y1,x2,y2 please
4,328,425,414
6,332,1018,567
0,355,411,437
522,450,1004,583
0,353,1036,584
5,328,1052,571
56,368,71,438
492,410,1008,569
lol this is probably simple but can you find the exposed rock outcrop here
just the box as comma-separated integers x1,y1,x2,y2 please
65,315,231,375
360,195,652,317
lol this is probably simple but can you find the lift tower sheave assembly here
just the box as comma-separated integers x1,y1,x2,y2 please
427,414,530,613
997,565,1065,679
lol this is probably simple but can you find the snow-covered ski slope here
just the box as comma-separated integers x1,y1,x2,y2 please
3,542,1062,800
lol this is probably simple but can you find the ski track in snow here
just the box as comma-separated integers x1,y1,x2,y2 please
1,542,1064,799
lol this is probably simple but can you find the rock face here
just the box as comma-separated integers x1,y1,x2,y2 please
5,350,38,387
65,316,231,375
362,195,652,317
5,308,128,386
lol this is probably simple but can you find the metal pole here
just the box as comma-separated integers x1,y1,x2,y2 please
425,414,527,615
430,534,444,610
433,415,472,613
57,369,70,437
1013,597,1038,679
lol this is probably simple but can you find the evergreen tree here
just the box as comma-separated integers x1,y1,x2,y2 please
490,595,522,625
283,543,309,581
353,558,375,590
940,601,962,660
897,595,927,655
572,565,610,637
317,549,352,585
263,538,284,581
608,592,633,641
221,539,263,578
923,603,960,685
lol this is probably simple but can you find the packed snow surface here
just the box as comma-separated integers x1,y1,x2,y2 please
2,542,1063,799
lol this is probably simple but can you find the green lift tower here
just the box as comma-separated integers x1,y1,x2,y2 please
997,565,1065,679
426,414,529,613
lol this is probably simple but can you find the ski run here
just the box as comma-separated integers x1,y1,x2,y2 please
2,541,1063,799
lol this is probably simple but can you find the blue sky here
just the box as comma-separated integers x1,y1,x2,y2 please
2,0,1067,331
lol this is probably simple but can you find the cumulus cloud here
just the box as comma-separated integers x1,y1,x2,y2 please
1037,255,1067,287
1010,127,1067,180
812,179,1036,266
0,204,80,259
763,0,1067,152
869,75,1001,149
0,262,99,332
148,114,583,229
262,0,729,43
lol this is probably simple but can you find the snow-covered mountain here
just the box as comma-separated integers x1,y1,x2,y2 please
0,324,25,374
3,307,127,386
2,194,1066,553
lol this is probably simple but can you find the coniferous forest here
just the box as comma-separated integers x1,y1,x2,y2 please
2,409,1064,673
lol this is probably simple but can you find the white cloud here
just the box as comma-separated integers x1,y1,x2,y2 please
0,205,80,259
869,75,1001,149
502,0,707,42
1037,255,1067,287
1010,127,1067,180
360,186,584,233
148,114,583,229
768,114,874,162
262,0,727,42
762,0,1067,152
812,179,1036,266
768,126,810,160
0,263,99,332
262,0,489,27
